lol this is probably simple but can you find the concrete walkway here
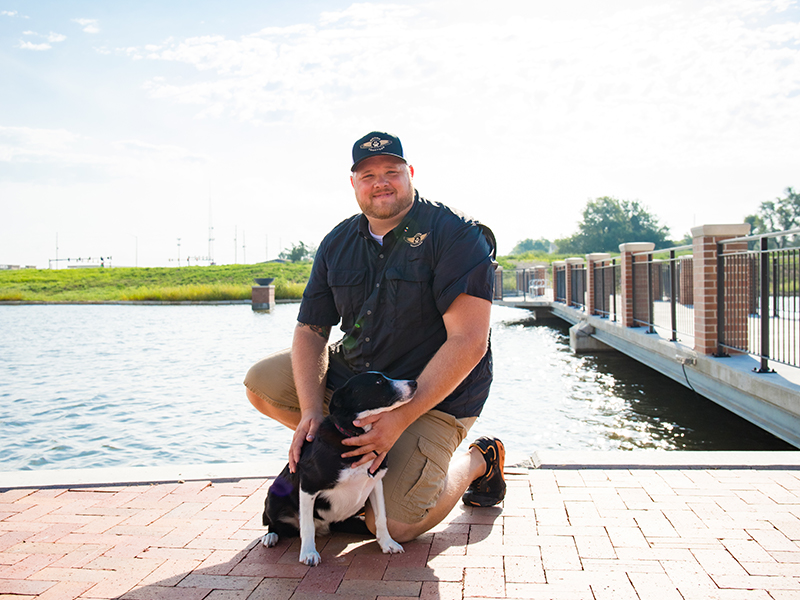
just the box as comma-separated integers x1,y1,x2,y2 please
2,452,800,600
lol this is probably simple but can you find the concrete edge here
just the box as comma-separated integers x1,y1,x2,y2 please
0,460,288,491
529,450,800,470
4,451,800,491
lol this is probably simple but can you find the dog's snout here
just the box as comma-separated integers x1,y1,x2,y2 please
395,379,417,399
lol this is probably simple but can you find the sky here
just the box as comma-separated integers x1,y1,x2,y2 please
1,0,799,268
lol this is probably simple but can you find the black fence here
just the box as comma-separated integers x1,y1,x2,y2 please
500,231,799,373
591,259,620,321
718,230,800,371
630,247,695,343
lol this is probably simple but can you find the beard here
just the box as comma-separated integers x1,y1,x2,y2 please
358,186,415,221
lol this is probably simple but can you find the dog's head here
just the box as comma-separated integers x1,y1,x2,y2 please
328,372,417,434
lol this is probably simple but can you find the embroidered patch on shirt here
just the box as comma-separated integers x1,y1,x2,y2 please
404,232,430,247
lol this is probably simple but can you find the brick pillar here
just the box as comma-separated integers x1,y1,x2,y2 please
691,224,751,355
619,243,654,327
586,253,611,316
251,284,275,311
531,265,547,296
679,255,693,306
565,258,584,308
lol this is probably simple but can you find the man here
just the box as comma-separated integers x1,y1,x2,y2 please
244,131,505,542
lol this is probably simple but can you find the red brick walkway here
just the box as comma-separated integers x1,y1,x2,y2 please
2,462,800,599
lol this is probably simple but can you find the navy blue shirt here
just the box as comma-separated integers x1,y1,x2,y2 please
298,192,495,418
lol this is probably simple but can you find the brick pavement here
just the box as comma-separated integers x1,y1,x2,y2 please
1,463,799,599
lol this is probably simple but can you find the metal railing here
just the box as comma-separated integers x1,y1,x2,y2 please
630,246,695,343
570,263,587,310
718,229,800,371
590,259,620,321
500,266,550,301
554,266,566,303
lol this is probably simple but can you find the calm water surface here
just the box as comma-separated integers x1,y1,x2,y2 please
0,303,793,472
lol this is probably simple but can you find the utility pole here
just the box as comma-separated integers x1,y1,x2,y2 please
208,197,215,265
177,238,181,266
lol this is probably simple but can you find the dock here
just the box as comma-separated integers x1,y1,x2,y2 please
2,453,800,599
493,224,800,449
497,296,800,450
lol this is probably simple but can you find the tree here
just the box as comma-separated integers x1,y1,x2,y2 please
510,238,552,255
745,187,800,248
279,241,316,262
555,196,670,254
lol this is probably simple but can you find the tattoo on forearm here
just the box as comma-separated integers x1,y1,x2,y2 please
298,322,331,340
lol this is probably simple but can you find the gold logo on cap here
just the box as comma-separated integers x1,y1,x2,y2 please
361,137,392,152
404,232,430,248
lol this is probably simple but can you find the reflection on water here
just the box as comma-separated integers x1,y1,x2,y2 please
0,304,793,472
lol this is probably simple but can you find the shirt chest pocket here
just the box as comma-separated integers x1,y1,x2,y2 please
384,262,436,330
327,269,367,331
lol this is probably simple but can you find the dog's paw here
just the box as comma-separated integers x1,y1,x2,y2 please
378,538,404,554
262,533,279,547
299,550,321,566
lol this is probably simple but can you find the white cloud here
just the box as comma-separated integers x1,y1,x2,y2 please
20,30,67,47
19,41,51,51
72,18,100,33
130,0,800,166
0,126,88,163
1,10,17,16
0,126,206,178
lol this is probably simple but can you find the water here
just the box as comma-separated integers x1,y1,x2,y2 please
0,304,793,473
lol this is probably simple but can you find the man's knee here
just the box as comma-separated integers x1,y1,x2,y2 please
246,387,299,429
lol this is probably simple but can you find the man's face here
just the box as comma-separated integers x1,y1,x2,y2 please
351,155,415,222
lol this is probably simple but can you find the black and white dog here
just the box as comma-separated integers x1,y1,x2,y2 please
262,371,417,566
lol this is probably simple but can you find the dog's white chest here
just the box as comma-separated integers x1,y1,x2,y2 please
317,465,384,524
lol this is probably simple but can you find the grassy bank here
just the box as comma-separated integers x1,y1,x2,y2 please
0,263,312,302
1,253,565,303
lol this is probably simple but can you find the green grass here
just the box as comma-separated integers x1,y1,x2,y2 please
0,263,312,302
1,252,548,302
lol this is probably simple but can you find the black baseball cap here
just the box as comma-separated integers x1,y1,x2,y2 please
351,131,406,171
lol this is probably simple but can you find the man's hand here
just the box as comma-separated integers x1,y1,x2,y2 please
289,410,323,473
340,409,409,472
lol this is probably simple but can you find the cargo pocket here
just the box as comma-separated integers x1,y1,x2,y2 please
393,436,450,519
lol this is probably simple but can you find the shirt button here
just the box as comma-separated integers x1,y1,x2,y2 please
367,310,372,315
365,337,370,342
365,362,371,368
379,254,384,259
376,283,380,288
